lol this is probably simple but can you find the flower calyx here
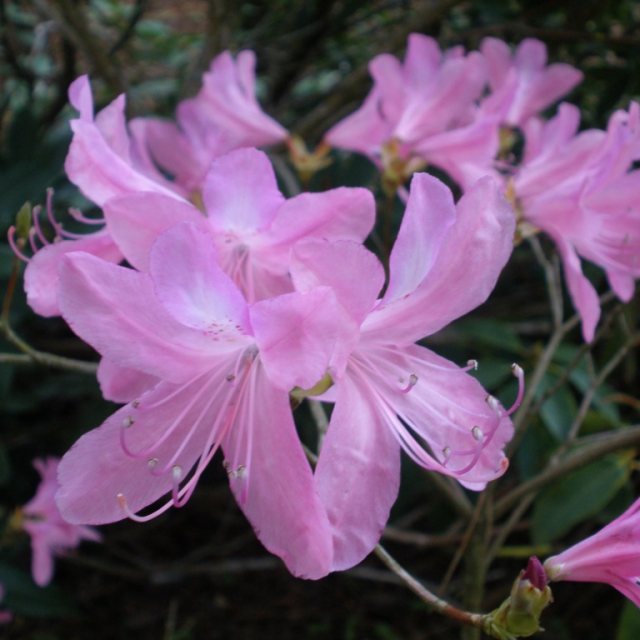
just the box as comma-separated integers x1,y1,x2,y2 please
482,556,553,639
287,135,332,184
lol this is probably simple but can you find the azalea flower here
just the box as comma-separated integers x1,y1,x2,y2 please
289,173,519,570
55,222,356,579
103,147,375,303
543,498,640,607
506,101,640,340
11,74,187,318
480,37,583,128
132,49,289,194
20,458,101,587
325,33,498,190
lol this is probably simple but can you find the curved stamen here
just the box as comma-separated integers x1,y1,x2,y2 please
116,492,174,523
399,373,418,394
28,227,41,254
119,373,220,460
31,205,49,246
7,226,31,262
68,207,105,225
463,359,479,372
505,363,525,416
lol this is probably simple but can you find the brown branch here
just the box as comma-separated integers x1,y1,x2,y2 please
496,424,640,517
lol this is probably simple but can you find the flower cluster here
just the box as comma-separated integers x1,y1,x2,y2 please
6,37,639,587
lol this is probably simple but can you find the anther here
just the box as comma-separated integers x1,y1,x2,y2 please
225,373,236,382
400,373,418,393
486,395,500,413
147,458,158,469
122,416,134,428
471,426,484,441
132,400,140,409
466,359,479,371
442,446,452,462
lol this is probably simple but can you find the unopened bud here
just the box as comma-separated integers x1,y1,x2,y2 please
15,202,32,240
482,556,552,639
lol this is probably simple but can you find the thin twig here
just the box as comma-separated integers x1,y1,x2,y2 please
0,322,98,375
496,424,640,517
374,544,485,629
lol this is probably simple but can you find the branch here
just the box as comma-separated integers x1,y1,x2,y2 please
496,424,640,517
374,544,485,629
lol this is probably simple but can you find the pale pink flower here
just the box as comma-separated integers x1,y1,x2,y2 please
544,498,640,607
131,49,288,193
11,75,189,318
55,222,357,579
22,458,101,587
481,38,583,127
65,76,185,205
325,33,498,189
290,173,519,571
509,101,640,341
103,147,375,303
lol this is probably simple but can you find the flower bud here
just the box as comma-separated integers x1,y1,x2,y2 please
483,556,553,639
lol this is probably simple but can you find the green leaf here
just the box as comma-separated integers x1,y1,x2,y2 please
532,452,633,544
0,563,76,618
616,601,640,640
536,372,577,441
451,318,524,354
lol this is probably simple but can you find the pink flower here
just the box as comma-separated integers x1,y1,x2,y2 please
197,49,288,149
509,101,640,340
65,76,185,205
55,221,357,579
290,173,518,570
543,498,640,607
131,50,288,194
13,75,189,318
325,34,498,189
481,38,583,127
22,458,101,587
103,148,375,303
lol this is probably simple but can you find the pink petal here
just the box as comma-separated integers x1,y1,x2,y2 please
94,95,131,162
67,75,93,121
199,51,288,147
263,187,376,263
324,86,389,155
104,192,202,271
388,344,513,488
65,120,180,206
369,54,406,125
222,362,333,579
384,172,457,303
31,538,55,587
97,358,159,403
403,33,442,85
553,234,601,342
413,115,501,189
24,230,123,317
129,117,206,193
59,252,217,382
290,239,384,326
251,287,357,390
149,222,251,336
202,148,284,233
315,372,401,571
57,372,234,524
366,176,515,343
481,38,512,89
